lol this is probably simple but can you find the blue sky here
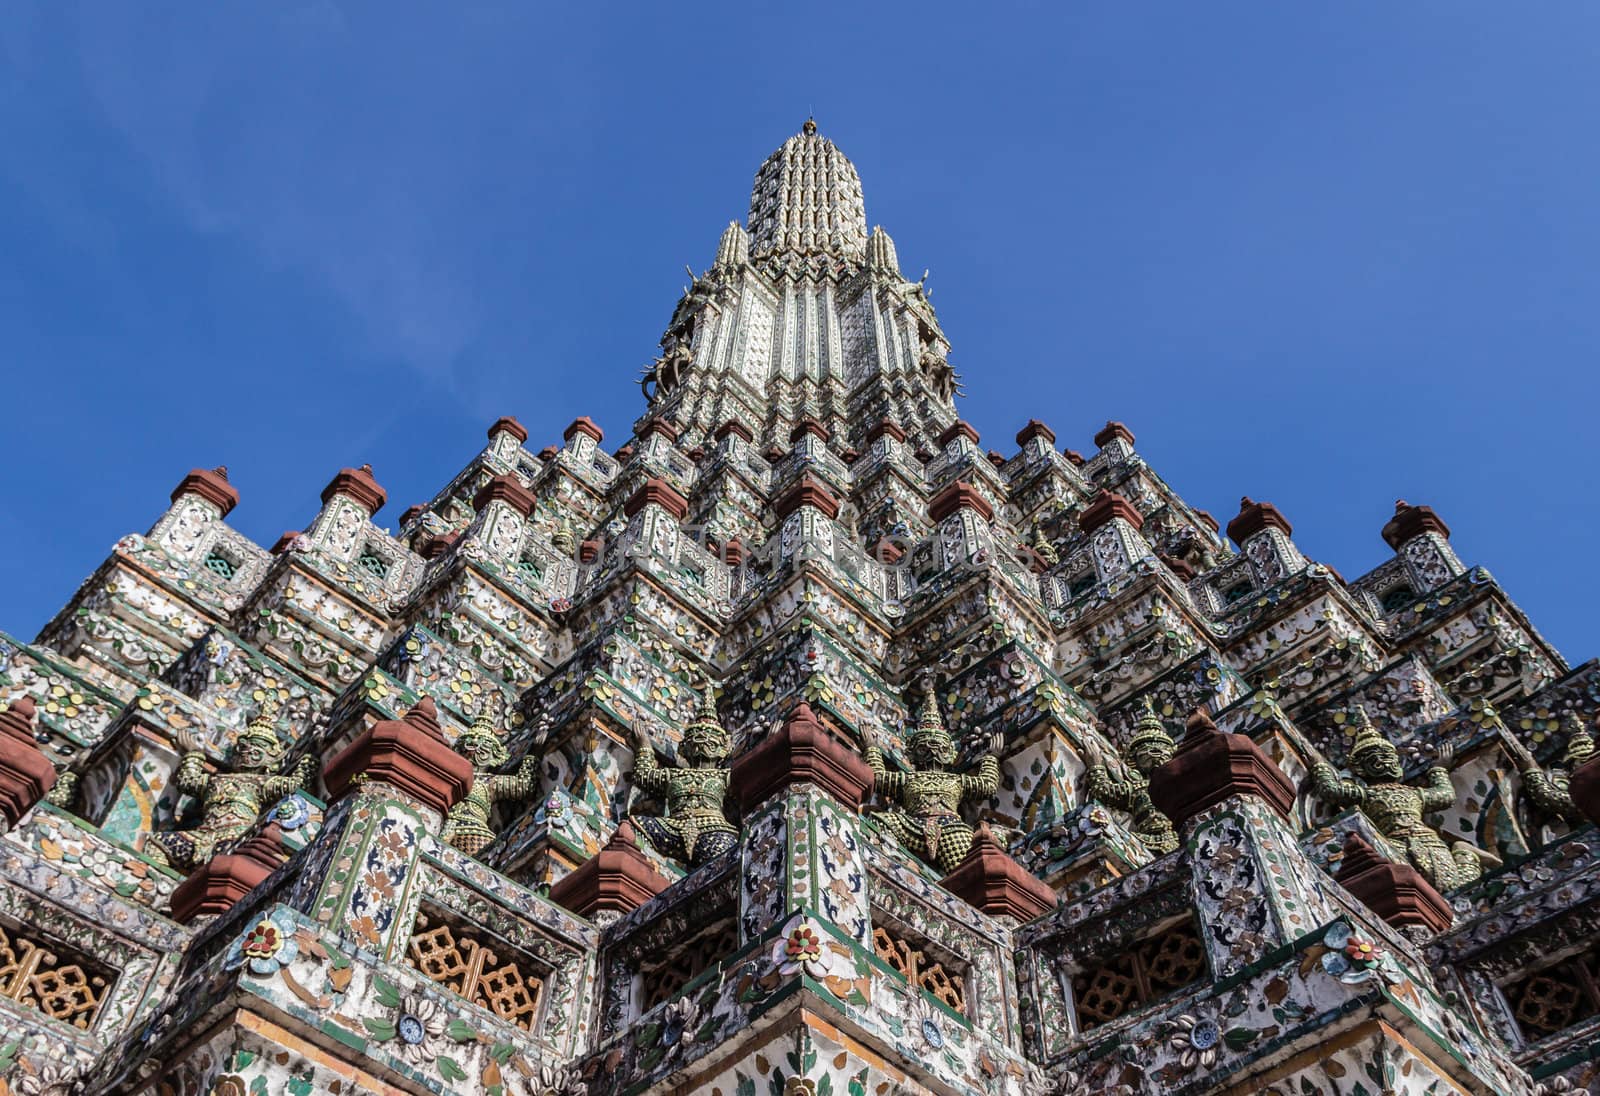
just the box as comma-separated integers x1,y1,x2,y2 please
1,5,1595,663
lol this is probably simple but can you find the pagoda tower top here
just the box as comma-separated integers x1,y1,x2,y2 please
747,119,869,260
637,119,959,452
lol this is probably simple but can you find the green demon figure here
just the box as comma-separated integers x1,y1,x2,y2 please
1312,705,1496,891
865,683,1001,874
441,697,539,857
629,683,739,866
1502,712,1596,830
146,695,315,871
1081,696,1179,856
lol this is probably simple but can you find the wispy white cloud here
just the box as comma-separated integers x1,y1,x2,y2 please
68,5,483,386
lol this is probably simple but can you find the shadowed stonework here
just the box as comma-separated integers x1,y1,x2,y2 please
0,121,1596,1095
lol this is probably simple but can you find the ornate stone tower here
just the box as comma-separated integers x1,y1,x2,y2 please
0,121,1597,1096
640,118,959,459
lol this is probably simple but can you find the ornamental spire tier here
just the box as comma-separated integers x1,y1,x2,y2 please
747,117,869,260
640,119,959,455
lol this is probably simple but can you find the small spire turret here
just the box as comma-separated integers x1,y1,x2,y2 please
868,225,900,275
715,221,749,268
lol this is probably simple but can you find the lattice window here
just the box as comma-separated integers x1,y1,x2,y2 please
1380,585,1415,614
1223,580,1253,606
405,906,545,1031
1067,571,1096,598
517,557,544,585
0,917,114,1030
639,917,738,1011
872,919,967,1015
1504,947,1600,1042
1071,916,1207,1033
357,550,391,580
203,550,238,581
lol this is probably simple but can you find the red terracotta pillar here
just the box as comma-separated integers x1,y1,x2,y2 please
731,702,873,816
939,822,1057,923
168,823,288,924
1334,833,1453,933
547,821,671,921
0,697,55,833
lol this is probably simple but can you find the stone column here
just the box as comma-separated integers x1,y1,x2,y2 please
306,696,474,960
1149,708,1335,977
730,701,874,950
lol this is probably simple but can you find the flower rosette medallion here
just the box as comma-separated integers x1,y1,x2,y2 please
1167,1013,1221,1071
734,915,871,1007
1303,920,1412,999
224,908,299,975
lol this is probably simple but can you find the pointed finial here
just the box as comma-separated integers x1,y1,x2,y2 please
472,692,504,735
1562,712,1597,766
552,513,576,554
401,695,445,740
1128,698,1175,754
1030,523,1058,566
867,225,900,274
238,693,285,755
802,117,817,136
254,690,281,723
1346,704,1390,763
1185,706,1221,736
716,221,749,268
696,673,719,722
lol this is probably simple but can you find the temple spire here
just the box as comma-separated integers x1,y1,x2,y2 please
747,119,868,260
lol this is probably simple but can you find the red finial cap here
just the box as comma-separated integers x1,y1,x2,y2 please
1078,490,1143,534
472,474,537,517
320,464,387,516
322,696,473,817
1380,499,1452,550
939,822,1057,922
1016,420,1056,447
1146,705,1296,827
1093,421,1136,449
732,702,875,814
487,416,529,444
171,466,240,518
548,820,672,919
563,417,604,444
1335,833,1453,933
1226,496,1292,546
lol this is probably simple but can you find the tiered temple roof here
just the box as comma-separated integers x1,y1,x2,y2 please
0,121,1596,1096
